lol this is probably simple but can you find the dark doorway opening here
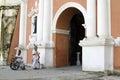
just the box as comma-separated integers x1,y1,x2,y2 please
69,12,85,66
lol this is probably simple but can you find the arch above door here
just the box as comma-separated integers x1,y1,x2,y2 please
52,2,86,67
53,2,87,31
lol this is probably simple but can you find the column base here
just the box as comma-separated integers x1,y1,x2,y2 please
79,37,114,71
37,41,54,68
80,36,114,46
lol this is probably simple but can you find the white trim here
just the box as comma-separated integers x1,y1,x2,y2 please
114,37,120,46
42,0,51,42
37,0,44,42
97,0,111,37
52,2,87,30
108,0,111,36
19,0,28,64
86,0,96,37
28,9,37,17
50,0,53,41
52,29,69,35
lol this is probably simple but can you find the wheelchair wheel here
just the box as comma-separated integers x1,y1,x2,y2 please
10,62,19,70
20,63,26,70
21,66,26,70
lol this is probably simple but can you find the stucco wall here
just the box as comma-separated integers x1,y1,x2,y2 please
53,0,86,16
111,0,120,70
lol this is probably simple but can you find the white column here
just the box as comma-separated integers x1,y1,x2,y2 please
97,0,110,38
38,0,53,67
42,0,51,42
19,0,27,45
19,0,28,64
86,0,96,38
37,0,44,42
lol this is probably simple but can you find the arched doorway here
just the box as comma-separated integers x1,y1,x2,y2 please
69,12,85,66
53,7,85,67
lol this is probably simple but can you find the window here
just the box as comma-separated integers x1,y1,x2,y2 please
31,14,37,34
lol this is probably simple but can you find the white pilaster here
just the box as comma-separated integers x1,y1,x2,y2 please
97,0,110,38
37,0,54,68
19,0,28,64
19,0,27,45
42,0,51,42
37,0,44,42
86,0,96,38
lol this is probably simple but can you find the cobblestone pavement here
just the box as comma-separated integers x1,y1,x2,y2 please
0,66,120,80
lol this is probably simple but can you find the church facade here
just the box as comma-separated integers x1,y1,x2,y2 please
2,0,120,72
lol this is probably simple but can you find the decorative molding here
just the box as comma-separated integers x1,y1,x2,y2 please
27,34,37,49
28,1,38,17
28,8,38,17
114,37,120,46
80,37,114,46
27,33,55,49
19,0,28,4
52,29,69,35
82,24,87,28
4,9,18,17
15,44,27,50
0,6,19,10
53,2,87,30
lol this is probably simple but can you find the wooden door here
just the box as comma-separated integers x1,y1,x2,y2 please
53,33,69,67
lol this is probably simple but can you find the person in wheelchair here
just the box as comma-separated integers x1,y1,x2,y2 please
10,50,25,70
15,50,23,62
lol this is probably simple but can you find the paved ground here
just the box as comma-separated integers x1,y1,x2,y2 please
0,66,120,80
